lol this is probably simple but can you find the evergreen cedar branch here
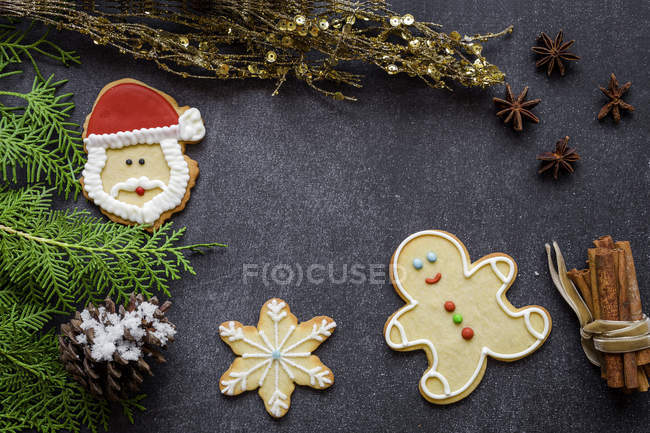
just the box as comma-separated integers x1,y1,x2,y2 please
0,20,224,433
0,21,83,199
0,185,225,313
0,288,146,433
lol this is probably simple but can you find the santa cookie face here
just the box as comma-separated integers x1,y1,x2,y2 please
384,230,551,404
81,79,205,229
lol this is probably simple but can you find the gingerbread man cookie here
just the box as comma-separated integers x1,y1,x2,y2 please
384,230,551,404
81,78,205,230
219,299,336,417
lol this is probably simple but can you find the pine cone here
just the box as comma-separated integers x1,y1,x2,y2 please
58,293,176,401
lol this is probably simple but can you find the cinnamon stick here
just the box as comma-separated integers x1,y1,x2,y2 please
588,248,601,319
638,368,649,392
616,241,650,366
616,249,639,389
595,249,624,388
588,248,606,378
594,235,615,249
568,269,593,313
639,352,650,369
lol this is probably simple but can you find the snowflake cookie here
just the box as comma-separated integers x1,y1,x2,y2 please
219,298,336,417
384,230,552,404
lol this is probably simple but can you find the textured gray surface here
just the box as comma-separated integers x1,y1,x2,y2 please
37,0,650,431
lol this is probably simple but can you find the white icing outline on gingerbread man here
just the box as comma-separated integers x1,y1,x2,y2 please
384,230,551,401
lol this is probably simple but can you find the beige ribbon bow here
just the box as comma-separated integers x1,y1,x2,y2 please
545,241,650,366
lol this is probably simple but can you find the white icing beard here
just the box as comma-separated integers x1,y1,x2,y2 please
82,136,190,225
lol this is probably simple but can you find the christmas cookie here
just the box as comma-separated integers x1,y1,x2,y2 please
81,78,205,230
219,298,336,417
384,230,551,404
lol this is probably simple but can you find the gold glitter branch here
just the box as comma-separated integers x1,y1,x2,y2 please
0,0,513,100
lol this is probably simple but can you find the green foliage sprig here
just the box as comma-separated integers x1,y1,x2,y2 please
0,20,225,433
0,289,146,433
0,20,83,198
0,185,226,313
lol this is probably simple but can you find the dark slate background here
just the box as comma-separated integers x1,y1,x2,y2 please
29,0,650,431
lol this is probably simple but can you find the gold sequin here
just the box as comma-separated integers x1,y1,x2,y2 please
318,18,329,30
401,14,414,26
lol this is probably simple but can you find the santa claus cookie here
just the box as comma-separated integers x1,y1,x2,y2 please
81,78,205,230
384,230,551,404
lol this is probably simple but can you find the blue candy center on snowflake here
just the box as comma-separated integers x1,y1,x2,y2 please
271,349,282,360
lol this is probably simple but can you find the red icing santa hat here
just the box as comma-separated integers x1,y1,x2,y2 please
84,80,205,148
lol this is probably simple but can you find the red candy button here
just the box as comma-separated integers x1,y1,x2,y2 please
444,301,455,312
135,186,145,196
461,327,474,340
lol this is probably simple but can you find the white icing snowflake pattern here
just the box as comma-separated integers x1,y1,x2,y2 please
218,298,336,417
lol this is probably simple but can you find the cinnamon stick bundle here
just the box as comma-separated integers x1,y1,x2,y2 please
567,235,649,392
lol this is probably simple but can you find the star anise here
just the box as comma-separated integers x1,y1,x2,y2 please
598,73,634,123
493,84,541,132
537,136,580,180
531,31,580,76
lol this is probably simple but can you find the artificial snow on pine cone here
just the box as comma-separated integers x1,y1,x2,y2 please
58,293,176,401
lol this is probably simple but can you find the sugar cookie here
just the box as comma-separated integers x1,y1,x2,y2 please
219,298,336,417
384,230,552,404
81,78,205,230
